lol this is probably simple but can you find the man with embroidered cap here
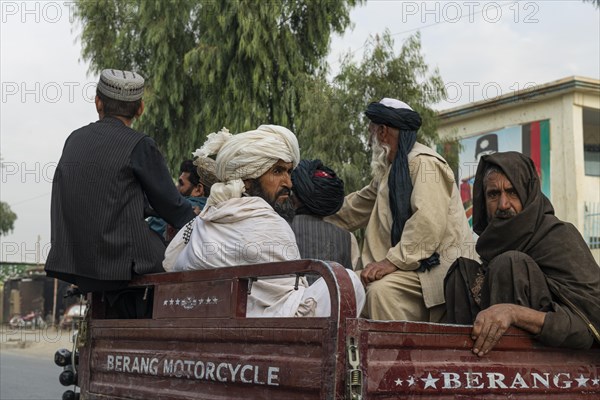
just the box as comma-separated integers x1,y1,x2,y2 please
327,98,472,322
46,69,195,317
290,159,360,285
163,126,365,318
444,152,600,355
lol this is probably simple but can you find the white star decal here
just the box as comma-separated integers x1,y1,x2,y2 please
175,298,180,305
212,296,218,303
198,298,204,304
592,378,599,386
406,376,416,387
394,378,403,386
205,297,212,304
169,299,174,305
575,375,589,387
421,373,439,389
163,300,168,306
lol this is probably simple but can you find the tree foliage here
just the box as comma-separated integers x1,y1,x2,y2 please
75,0,360,167
0,264,29,284
0,157,17,235
0,202,17,236
75,3,448,195
582,0,600,8
297,31,447,192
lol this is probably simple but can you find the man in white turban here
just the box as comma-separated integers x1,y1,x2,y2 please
164,125,365,318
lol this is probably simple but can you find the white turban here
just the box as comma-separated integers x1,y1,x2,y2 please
193,125,300,206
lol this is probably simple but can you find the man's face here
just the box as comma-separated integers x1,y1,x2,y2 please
368,122,398,162
484,171,523,221
246,160,295,221
178,172,194,196
257,160,293,204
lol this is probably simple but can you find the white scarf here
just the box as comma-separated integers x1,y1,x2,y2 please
193,125,300,207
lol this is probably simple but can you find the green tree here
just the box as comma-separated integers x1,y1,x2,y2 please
0,264,28,284
75,0,360,168
294,73,369,193
0,202,17,236
296,31,447,193
0,157,17,235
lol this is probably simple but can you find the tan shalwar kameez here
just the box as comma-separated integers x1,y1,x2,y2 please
328,142,474,321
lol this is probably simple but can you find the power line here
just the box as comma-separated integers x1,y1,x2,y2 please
6,192,51,207
330,1,516,67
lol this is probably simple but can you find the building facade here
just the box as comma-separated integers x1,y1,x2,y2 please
0,262,73,324
437,76,600,262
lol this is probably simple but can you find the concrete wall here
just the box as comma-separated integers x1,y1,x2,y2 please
438,90,600,235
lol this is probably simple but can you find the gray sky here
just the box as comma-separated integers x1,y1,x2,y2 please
1,0,599,263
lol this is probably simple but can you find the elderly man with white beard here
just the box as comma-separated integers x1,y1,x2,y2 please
327,98,472,322
163,125,365,318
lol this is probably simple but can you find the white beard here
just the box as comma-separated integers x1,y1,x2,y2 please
370,137,391,183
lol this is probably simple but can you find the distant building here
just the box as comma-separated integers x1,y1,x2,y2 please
1,262,73,324
437,76,600,262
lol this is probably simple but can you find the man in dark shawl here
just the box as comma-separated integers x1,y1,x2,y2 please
445,151,600,355
290,159,360,285
327,98,473,321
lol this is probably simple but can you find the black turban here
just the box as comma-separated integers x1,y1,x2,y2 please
365,102,422,131
291,159,344,217
366,100,439,271
365,100,422,246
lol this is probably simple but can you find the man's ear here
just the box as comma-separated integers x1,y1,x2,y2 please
95,95,103,115
381,125,399,144
378,125,391,143
243,179,251,191
191,184,204,198
135,100,145,118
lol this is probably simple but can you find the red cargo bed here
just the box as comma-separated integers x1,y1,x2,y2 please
74,260,599,399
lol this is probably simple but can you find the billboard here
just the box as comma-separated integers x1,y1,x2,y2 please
456,120,550,226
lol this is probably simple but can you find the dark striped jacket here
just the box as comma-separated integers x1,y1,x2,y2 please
46,118,180,282
290,214,353,271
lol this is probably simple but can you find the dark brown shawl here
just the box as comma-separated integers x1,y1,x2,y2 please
473,152,600,344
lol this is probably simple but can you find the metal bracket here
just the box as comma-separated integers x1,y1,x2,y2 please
347,336,363,400
293,273,306,290
76,298,88,350
247,277,257,295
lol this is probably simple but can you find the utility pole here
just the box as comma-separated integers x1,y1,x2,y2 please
42,234,58,327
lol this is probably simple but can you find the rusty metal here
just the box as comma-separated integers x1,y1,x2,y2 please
347,336,363,400
78,260,355,400
75,260,600,399
348,318,600,399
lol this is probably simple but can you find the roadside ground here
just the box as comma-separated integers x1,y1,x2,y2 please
0,325,75,358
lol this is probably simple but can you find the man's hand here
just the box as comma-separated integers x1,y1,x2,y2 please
360,259,397,286
471,304,514,357
471,304,545,357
